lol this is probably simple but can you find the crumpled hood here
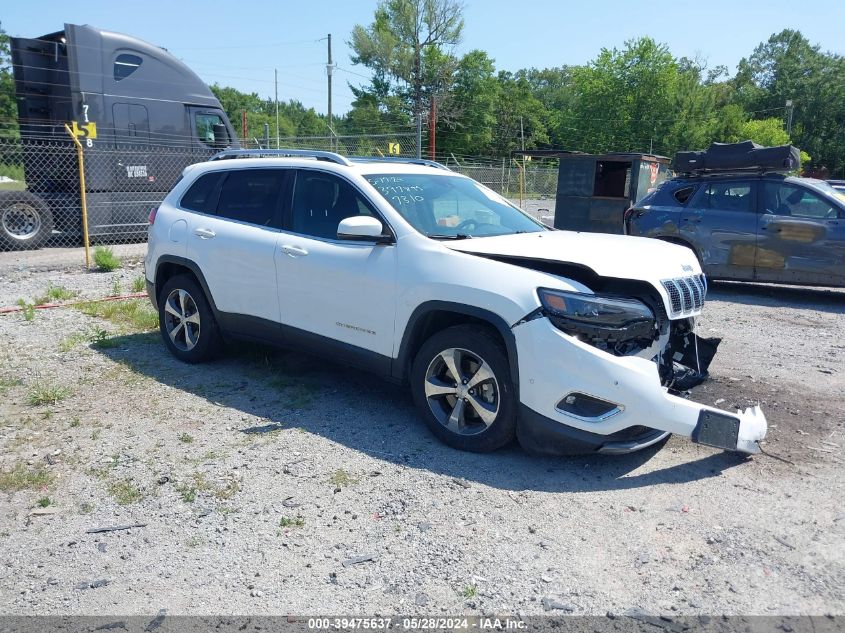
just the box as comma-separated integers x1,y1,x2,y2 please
443,231,701,282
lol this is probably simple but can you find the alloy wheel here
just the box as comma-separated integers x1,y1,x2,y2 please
163,288,201,351
424,347,500,436
2,203,41,240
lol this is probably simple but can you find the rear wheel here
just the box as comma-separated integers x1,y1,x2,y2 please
0,192,53,250
410,325,516,452
158,274,221,363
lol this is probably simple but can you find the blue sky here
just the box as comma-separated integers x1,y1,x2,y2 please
4,0,844,114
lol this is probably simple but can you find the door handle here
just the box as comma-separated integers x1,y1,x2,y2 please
282,244,309,258
194,228,216,239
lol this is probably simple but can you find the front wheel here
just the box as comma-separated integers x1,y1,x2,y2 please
158,274,221,363
410,325,516,452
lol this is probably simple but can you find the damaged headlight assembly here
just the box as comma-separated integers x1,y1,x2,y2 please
537,288,658,353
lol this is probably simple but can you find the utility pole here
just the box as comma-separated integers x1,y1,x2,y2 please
416,112,422,159
275,68,280,149
785,99,794,137
429,95,437,161
326,34,334,151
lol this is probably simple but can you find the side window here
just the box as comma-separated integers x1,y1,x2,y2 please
114,53,142,81
215,169,286,227
195,112,227,147
180,172,225,213
763,183,838,219
291,172,380,239
672,186,696,205
692,181,753,212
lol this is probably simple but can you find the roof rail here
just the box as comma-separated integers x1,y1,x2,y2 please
347,156,452,171
209,148,352,166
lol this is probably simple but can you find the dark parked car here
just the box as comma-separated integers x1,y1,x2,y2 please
625,173,845,287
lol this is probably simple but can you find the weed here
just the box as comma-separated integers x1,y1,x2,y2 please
35,283,78,305
91,429,101,441
80,502,94,514
94,246,122,272
90,327,120,349
69,417,81,428
177,483,197,503
328,469,357,488
215,477,240,500
110,276,122,296
78,299,158,332
178,432,194,444
26,382,72,406
461,584,478,599
0,463,53,492
131,276,146,293
36,496,51,508
16,299,35,321
0,376,23,395
107,480,143,505
279,516,305,528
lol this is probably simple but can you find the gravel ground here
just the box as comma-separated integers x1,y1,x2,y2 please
0,247,842,617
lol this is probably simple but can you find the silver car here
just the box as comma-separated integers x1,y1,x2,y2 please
625,173,845,287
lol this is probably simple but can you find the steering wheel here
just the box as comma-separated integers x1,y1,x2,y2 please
454,218,499,233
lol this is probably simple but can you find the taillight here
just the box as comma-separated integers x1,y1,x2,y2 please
148,207,158,225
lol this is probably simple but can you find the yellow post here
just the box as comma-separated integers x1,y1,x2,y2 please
64,123,91,268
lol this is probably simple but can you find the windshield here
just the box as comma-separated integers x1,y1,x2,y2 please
365,173,547,238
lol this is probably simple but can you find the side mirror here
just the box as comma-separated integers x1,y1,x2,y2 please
211,123,229,149
337,216,392,243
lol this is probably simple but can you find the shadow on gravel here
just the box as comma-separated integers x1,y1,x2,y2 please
97,334,750,493
708,281,845,314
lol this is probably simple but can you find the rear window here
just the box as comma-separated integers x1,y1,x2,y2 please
216,169,286,227
180,172,224,213
673,186,696,205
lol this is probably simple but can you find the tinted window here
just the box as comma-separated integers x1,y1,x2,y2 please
291,172,379,239
692,181,753,212
216,169,285,227
114,53,142,81
673,186,696,205
180,172,224,213
763,183,840,219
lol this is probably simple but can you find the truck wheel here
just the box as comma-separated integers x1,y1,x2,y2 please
410,325,517,452
0,191,53,250
158,274,221,363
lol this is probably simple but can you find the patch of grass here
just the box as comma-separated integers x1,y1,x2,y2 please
0,376,23,395
177,471,238,503
215,477,239,500
90,327,120,349
110,276,122,296
35,283,78,305
80,502,94,514
279,516,305,528
178,432,194,444
0,464,54,492
461,584,478,599
69,417,81,428
328,469,357,488
93,246,122,272
177,483,197,503
16,299,35,321
91,429,101,441
26,382,72,406
77,298,158,332
131,276,146,293
107,479,143,505
36,496,51,508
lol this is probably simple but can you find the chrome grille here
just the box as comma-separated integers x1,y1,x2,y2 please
660,274,707,317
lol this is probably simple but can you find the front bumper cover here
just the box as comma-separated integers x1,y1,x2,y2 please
514,318,767,456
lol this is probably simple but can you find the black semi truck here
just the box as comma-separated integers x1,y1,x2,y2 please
2,23,238,249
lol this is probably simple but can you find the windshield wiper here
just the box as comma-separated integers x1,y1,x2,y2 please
426,233,473,240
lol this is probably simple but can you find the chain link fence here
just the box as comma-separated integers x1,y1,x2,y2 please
0,130,557,257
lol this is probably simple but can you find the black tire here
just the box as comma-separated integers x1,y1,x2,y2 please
157,274,221,363
410,324,517,452
0,191,53,250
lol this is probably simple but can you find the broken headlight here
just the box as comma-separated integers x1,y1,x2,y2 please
537,288,657,354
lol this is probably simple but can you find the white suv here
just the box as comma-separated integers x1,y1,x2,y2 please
145,149,767,456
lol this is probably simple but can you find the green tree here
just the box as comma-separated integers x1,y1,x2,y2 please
437,50,498,156
734,30,845,174
0,22,19,139
349,0,465,127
